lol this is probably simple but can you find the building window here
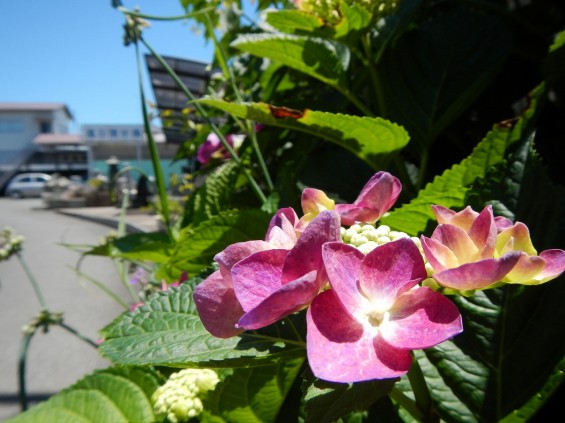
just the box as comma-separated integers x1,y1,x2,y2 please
110,129,118,138
86,129,95,138
132,128,142,138
0,119,24,133
39,121,52,133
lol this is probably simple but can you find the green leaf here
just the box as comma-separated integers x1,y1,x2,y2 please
181,160,241,228
543,28,565,85
161,208,272,279
302,370,396,423
196,99,410,169
202,358,304,422
6,367,161,423
381,84,544,235
379,7,513,149
99,283,306,368
264,9,327,35
231,34,349,91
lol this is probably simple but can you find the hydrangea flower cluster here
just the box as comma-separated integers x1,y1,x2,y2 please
152,368,220,422
194,171,565,383
294,0,399,24
0,226,24,262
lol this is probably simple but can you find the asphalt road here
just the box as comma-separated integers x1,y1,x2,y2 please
0,198,131,421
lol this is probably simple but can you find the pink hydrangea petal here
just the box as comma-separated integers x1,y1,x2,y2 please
468,206,497,258
334,172,401,226
421,235,459,272
194,271,245,338
281,210,341,285
355,172,401,211
433,252,521,290
322,242,367,314
496,222,538,256
382,287,463,349
504,252,547,284
432,205,479,231
359,238,427,306
535,249,565,282
301,188,335,215
231,249,288,312
215,240,272,283
237,270,319,330
432,224,480,264
266,208,299,249
333,205,384,226
495,216,514,233
307,290,411,382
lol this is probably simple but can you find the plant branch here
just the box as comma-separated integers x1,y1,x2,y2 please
17,252,47,309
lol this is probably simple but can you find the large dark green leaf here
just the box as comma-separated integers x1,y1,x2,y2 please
202,358,304,422
381,84,544,235
394,136,565,422
6,367,162,423
302,369,396,423
99,283,306,368
196,99,410,169
379,7,513,150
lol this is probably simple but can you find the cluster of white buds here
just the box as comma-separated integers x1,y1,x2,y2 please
0,226,24,262
296,0,399,24
341,223,433,276
152,368,220,422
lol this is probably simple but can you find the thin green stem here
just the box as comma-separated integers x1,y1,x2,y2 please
340,87,375,117
389,386,425,422
18,333,34,411
117,5,216,21
57,322,98,349
284,317,304,343
202,13,274,192
134,40,173,238
247,333,306,348
140,35,268,204
407,353,436,421
17,253,47,309
361,33,387,117
68,265,130,310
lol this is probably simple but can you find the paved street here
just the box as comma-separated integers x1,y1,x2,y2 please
0,198,132,421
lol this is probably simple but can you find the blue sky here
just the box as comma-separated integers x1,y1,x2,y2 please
0,1,220,132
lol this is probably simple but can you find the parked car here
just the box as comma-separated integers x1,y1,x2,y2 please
5,173,52,198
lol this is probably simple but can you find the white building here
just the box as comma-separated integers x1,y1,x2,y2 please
0,103,90,191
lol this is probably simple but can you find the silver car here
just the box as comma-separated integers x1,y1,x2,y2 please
5,173,52,198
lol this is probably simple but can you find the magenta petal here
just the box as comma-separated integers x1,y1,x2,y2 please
383,287,463,349
237,270,319,330
307,290,410,382
334,205,383,226
468,206,496,258
433,252,521,290
266,207,299,248
356,172,401,210
231,249,288,312
360,238,427,305
322,242,366,313
215,240,272,283
281,210,341,285
194,271,244,338
538,249,565,281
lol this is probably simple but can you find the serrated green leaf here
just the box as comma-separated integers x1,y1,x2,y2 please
231,33,349,90
99,283,306,368
379,8,513,149
6,367,162,423
182,161,241,228
196,99,409,169
302,370,395,423
161,208,272,279
381,84,544,235
264,9,326,35
202,358,304,423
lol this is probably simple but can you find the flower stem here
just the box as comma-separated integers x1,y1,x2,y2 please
139,35,268,204
18,332,33,411
17,252,47,309
389,386,425,422
407,353,438,422
57,321,98,349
